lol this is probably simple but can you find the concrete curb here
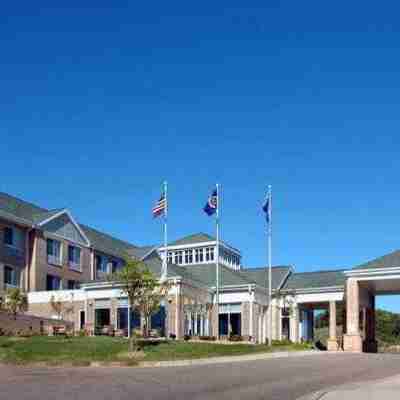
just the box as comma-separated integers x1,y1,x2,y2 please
138,350,328,368
0,350,332,369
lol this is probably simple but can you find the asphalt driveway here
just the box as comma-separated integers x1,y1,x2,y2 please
2,353,400,400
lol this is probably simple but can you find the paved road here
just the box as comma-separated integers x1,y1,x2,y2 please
2,353,400,400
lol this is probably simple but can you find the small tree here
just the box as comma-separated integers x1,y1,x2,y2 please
109,258,154,354
137,277,169,338
50,295,74,321
2,288,28,320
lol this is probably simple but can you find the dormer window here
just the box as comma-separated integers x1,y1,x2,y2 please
167,252,173,264
176,251,183,264
184,249,193,264
205,247,214,262
195,248,204,263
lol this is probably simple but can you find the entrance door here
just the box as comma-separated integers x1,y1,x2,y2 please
230,313,241,336
95,309,110,331
80,311,85,330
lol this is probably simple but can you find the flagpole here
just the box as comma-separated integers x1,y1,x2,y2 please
216,183,220,339
163,181,168,280
268,185,272,346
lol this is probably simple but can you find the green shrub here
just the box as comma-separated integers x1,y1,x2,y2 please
271,339,292,346
229,335,243,342
199,336,216,341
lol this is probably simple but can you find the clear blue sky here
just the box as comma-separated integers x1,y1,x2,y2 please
1,2,400,310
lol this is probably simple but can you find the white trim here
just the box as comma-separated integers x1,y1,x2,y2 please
276,266,295,291
351,274,400,282
139,247,158,261
344,267,400,277
158,241,241,255
37,209,91,247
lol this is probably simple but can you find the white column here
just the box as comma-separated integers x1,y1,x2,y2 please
249,297,254,341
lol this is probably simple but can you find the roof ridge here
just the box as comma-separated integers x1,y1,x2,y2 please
241,266,291,271
293,269,346,275
81,223,138,249
0,192,48,212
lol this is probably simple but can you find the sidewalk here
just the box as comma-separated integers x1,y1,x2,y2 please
301,374,400,400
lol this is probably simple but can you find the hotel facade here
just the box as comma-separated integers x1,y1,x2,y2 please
1,191,398,352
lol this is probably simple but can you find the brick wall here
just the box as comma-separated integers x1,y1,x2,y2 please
0,310,73,336
28,300,84,332
30,230,91,291
0,218,28,295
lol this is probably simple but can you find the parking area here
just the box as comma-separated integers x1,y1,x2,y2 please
2,353,400,400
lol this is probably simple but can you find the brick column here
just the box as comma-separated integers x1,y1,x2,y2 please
327,301,338,351
343,278,363,352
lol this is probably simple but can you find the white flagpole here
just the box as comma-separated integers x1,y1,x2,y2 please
216,183,220,339
268,185,272,346
162,181,168,280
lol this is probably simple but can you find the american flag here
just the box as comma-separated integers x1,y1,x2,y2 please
152,193,167,218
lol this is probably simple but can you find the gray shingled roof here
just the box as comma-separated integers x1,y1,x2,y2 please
282,269,346,290
32,209,65,224
239,266,292,290
353,250,400,270
0,192,139,260
180,263,252,287
140,259,291,291
0,192,50,224
168,233,215,246
127,245,157,260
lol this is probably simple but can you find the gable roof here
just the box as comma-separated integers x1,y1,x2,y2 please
239,266,292,291
0,192,138,259
31,209,65,225
353,249,400,270
168,233,215,246
0,192,49,225
127,245,157,260
282,269,346,291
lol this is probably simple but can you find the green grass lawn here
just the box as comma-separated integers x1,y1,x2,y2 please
0,336,312,365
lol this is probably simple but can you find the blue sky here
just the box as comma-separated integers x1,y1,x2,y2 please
1,2,400,310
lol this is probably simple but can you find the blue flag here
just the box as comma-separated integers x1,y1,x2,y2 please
204,189,218,216
262,196,270,223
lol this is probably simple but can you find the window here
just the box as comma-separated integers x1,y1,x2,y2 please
96,255,108,273
195,248,204,263
4,227,13,246
111,260,119,274
205,247,215,262
167,252,173,264
176,251,183,264
184,249,193,264
47,239,62,266
4,266,18,287
3,226,23,249
68,245,81,271
67,280,78,290
46,274,61,291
